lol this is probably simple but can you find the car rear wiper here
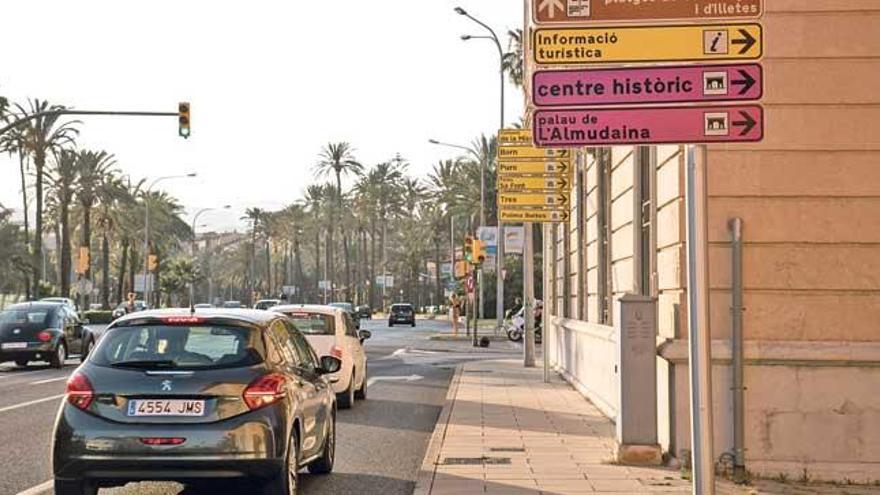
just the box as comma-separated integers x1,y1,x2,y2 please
110,359,178,369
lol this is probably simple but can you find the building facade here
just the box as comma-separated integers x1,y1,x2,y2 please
542,0,880,482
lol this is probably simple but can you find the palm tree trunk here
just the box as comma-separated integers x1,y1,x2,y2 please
435,238,442,308
265,239,271,297
18,155,31,299
33,149,46,295
343,233,352,301
294,237,305,300
101,233,111,309
117,239,129,305
59,202,72,297
129,245,137,300
81,205,92,308
314,219,321,302
369,220,377,309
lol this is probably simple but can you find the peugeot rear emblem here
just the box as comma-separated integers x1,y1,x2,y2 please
161,380,173,391
12,328,21,335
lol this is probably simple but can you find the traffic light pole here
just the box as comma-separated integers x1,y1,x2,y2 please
0,109,180,137
472,265,480,347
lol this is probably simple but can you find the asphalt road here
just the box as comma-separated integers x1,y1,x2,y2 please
2,317,520,495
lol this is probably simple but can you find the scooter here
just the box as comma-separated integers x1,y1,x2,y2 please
505,307,542,343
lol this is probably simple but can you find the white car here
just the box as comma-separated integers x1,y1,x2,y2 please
273,304,370,408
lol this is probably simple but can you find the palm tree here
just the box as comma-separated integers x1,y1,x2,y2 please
242,207,265,302
8,99,79,291
74,150,117,306
94,174,128,309
144,191,192,307
304,185,327,301
314,142,363,301
113,177,145,305
45,150,78,297
502,29,524,87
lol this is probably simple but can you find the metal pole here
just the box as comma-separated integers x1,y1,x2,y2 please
143,198,151,307
523,222,535,367
686,144,715,494
0,109,179,137
729,217,746,482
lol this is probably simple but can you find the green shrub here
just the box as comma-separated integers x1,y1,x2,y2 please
83,310,114,324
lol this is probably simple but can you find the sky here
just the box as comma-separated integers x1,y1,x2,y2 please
0,0,524,232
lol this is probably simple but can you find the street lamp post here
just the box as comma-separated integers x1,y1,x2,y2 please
143,173,197,308
189,205,231,305
455,6,507,332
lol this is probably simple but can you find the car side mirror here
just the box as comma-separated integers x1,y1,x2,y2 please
358,330,372,343
318,355,342,375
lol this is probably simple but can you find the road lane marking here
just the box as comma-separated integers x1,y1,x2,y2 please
367,374,423,387
31,375,70,385
0,394,65,414
16,479,52,495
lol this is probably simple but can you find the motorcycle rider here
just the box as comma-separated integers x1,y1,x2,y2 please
505,297,523,320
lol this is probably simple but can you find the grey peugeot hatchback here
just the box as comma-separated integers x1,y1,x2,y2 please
52,309,341,495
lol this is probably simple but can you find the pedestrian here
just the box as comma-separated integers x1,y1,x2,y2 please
450,293,462,336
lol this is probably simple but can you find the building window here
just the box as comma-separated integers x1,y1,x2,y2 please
635,146,657,296
597,148,613,324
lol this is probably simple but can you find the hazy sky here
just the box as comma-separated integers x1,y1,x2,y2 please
0,0,524,231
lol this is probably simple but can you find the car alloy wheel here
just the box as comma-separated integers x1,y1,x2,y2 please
286,436,299,495
51,342,67,368
308,413,335,474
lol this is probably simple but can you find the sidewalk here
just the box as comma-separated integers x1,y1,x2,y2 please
415,359,878,495
416,358,692,494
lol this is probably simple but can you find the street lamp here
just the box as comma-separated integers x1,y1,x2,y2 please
189,205,231,304
142,172,197,308
454,5,507,332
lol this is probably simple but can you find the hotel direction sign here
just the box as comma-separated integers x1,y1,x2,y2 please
500,209,569,223
533,23,762,65
534,0,762,24
533,105,763,147
533,63,762,107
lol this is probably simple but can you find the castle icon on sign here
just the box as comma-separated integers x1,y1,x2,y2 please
704,112,730,136
703,71,729,96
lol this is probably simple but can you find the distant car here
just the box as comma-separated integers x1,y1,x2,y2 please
389,303,415,327
52,308,341,495
88,303,103,311
328,302,360,329
0,302,96,368
40,297,78,313
254,299,281,310
356,305,372,319
221,301,244,309
274,304,370,409
193,303,213,309
111,300,148,320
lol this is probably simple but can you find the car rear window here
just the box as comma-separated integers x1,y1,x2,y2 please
90,325,265,370
282,313,335,335
0,309,51,325
392,305,413,314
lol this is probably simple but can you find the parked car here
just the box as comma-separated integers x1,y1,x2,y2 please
0,302,96,368
193,303,213,309
40,297,78,313
221,300,245,309
254,299,281,310
328,302,360,329
111,300,148,320
356,305,372,319
274,304,370,409
388,303,416,327
52,308,341,495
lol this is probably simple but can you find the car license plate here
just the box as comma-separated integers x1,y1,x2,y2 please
127,399,205,417
1,342,27,350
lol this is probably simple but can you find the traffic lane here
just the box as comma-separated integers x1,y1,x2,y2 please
0,393,63,495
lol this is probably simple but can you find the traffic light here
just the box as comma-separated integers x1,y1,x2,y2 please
473,239,486,265
463,236,474,263
178,102,191,139
148,254,158,272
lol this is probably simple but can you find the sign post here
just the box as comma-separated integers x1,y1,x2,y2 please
527,0,766,490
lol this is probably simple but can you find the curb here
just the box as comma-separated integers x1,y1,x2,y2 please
413,363,464,495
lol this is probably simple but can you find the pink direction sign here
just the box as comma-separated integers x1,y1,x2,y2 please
534,105,764,146
533,64,762,107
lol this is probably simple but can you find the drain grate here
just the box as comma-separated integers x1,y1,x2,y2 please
489,447,526,452
442,456,511,465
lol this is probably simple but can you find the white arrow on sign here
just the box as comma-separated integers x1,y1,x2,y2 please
538,0,565,19
366,374,424,387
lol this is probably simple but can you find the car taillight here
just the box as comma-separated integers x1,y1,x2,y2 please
243,374,287,410
140,437,186,446
66,373,94,410
37,331,53,342
330,345,344,359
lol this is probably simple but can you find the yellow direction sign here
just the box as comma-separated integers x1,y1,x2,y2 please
534,23,762,65
499,146,570,161
498,160,571,175
500,209,569,223
499,175,569,192
498,129,533,147
499,192,569,208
